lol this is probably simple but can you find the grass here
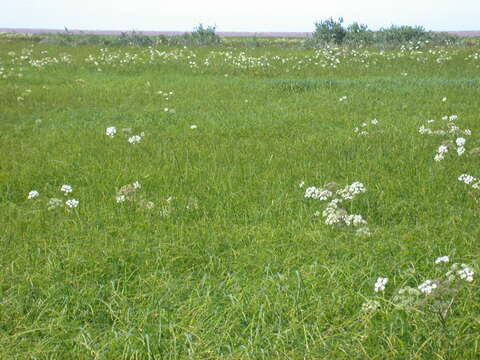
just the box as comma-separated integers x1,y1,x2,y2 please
0,39,479,359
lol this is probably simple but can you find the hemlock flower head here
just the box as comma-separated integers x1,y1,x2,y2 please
456,137,466,147
61,184,72,194
106,126,116,137
374,277,388,292
435,255,449,264
457,264,474,282
28,190,39,199
458,174,476,184
65,199,79,208
418,280,437,295
434,153,444,161
128,135,141,144
437,145,448,154
132,181,141,190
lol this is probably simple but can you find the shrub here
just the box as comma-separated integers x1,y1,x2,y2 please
309,17,346,46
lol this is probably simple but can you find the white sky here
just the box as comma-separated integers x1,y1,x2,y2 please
2,0,479,32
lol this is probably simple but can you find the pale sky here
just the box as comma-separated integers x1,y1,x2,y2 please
2,0,479,32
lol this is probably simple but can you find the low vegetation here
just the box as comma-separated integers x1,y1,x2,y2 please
0,25,479,358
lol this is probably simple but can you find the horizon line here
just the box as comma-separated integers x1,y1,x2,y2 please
2,28,480,38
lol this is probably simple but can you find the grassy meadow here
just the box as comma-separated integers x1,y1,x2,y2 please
0,36,480,358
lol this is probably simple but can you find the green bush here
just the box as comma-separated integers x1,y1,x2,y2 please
308,17,346,46
307,18,461,48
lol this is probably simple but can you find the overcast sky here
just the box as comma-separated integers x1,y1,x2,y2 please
2,0,479,32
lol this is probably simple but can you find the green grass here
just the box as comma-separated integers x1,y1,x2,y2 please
0,40,479,359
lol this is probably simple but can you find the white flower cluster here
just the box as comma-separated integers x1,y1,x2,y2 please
65,199,79,208
433,137,468,162
458,173,480,189
445,263,475,282
418,279,437,295
128,135,142,144
336,181,367,200
28,184,79,210
61,184,73,195
106,126,145,144
353,119,379,135
106,126,116,137
435,255,449,264
304,181,369,234
338,95,347,102
304,187,332,201
27,190,39,199
374,277,388,292
418,115,471,137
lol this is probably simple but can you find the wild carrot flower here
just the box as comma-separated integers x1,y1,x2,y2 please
28,190,39,199
128,135,142,144
435,255,449,264
374,277,388,292
106,126,116,137
65,199,79,208
418,280,437,294
457,264,474,282
458,174,475,184
61,184,72,194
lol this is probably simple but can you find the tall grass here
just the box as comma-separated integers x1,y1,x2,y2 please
0,37,479,358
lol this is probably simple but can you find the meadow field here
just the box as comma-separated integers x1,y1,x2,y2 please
0,35,479,358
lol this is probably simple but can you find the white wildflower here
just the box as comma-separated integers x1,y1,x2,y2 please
457,146,465,156
65,199,79,208
128,135,141,144
132,181,141,190
458,174,475,184
455,137,466,147
442,97,447,102
370,119,378,125
464,129,471,136
116,195,126,203
435,255,449,264
418,280,437,295
106,126,116,137
60,184,72,194
437,145,448,154
449,115,458,121
190,125,198,129
457,264,474,282
304,186,333,201
299,181,305,188
374,277,388,292
28,190,39,199
434,153,444,161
